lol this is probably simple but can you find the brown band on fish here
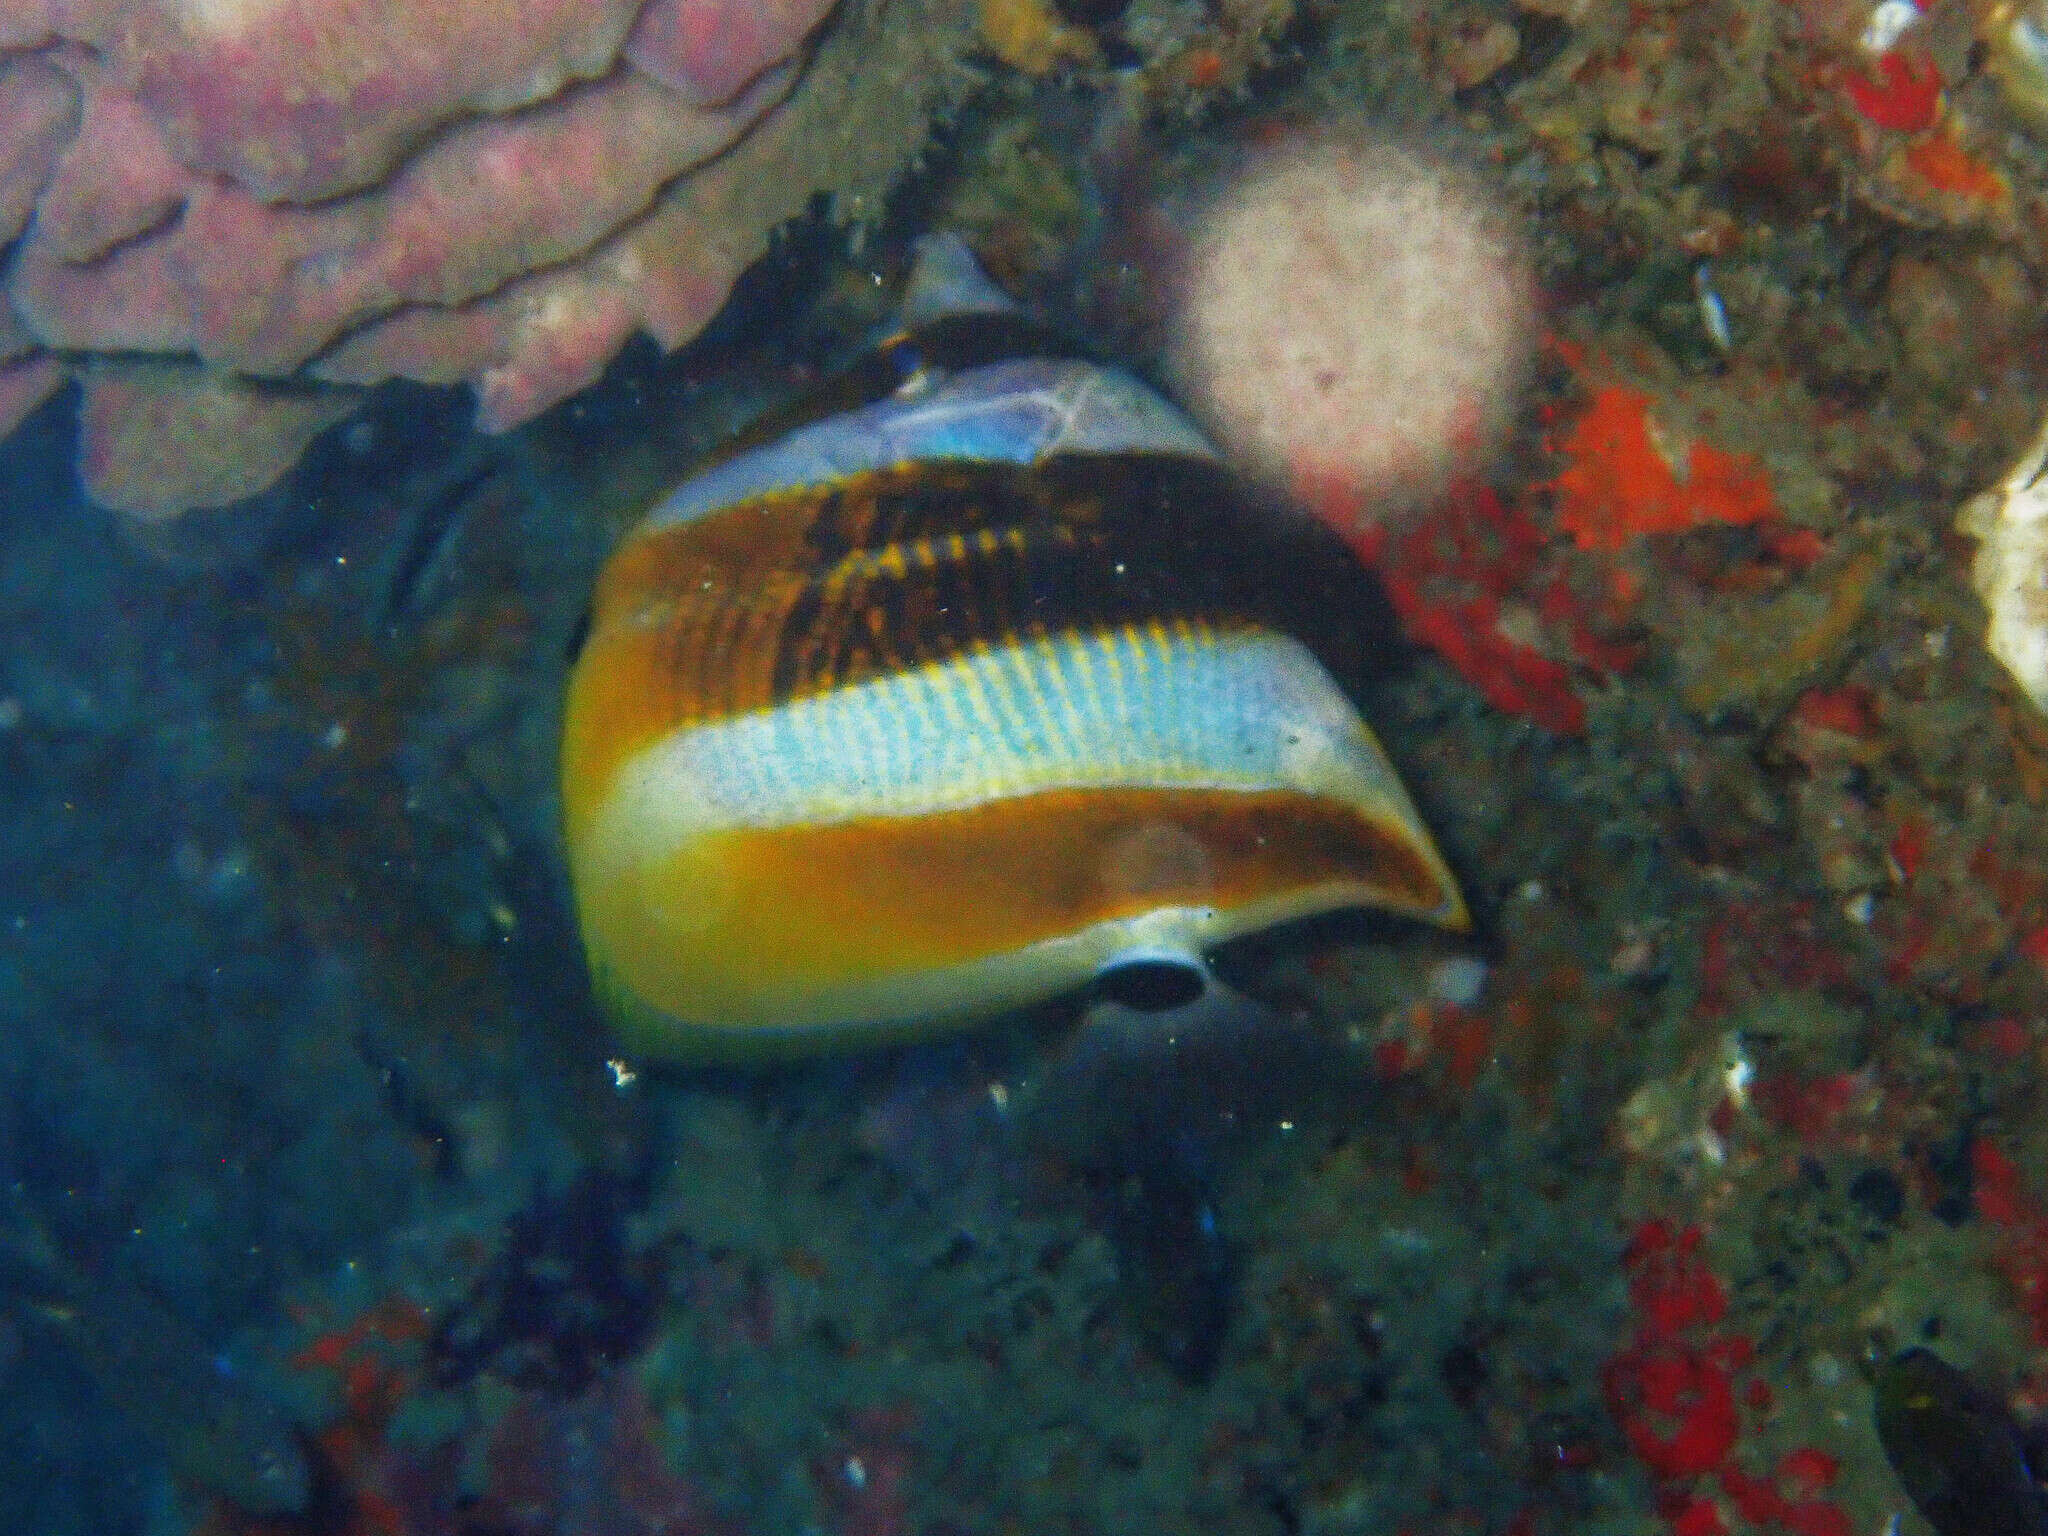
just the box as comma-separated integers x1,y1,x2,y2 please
598,786,1456,1017
575,455,1278,784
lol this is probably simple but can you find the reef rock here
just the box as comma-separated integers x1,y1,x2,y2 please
1960,413,2048,716
0,0,974,519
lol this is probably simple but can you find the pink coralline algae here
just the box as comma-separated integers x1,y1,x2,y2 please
0,0,968,519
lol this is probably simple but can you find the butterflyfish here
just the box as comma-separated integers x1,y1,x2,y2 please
561,235,1467,1058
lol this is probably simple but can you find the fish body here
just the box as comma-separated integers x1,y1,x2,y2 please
561,238,1465,1058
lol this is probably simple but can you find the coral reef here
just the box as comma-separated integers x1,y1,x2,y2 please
0,0,975,519
10,0,2048,1523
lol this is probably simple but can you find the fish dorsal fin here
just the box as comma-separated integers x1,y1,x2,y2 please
901,232,1022,327
685,236,1052,481
891,235,1070,373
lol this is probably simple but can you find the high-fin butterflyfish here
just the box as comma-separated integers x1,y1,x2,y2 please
561,234,1467,1059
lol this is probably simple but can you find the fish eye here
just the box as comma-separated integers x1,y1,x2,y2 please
1094,957,1209,1012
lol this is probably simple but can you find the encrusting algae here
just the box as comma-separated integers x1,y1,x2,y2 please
1546,382,1779,551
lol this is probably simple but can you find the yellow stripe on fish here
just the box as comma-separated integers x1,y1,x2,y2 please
561,241,1466,1058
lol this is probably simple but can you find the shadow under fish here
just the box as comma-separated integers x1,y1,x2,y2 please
1013,965,1371,1383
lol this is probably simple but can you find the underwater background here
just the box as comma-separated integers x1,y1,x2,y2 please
4,0,2048,1530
